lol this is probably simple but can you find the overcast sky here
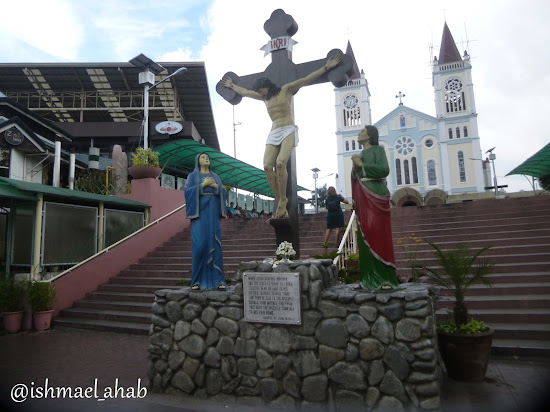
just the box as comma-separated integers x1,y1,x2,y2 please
1,0,548,194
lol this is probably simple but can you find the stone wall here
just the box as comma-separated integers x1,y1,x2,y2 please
148,260,442,410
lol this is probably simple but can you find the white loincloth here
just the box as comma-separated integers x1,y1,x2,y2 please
266,125,299,147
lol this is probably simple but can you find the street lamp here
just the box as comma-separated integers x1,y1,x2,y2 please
312,168,320,214
470,147,506,198
485,147,498,198
129,54,187,150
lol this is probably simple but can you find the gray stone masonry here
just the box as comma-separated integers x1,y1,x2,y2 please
148,259,442,410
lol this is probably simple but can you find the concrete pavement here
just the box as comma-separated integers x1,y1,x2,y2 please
1,327,549,411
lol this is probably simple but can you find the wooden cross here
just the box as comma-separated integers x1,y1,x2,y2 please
216,9,354,258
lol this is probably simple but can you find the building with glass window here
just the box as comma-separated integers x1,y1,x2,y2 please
335,23,489,206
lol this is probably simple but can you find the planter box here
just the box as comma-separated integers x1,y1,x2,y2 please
438,327,494,381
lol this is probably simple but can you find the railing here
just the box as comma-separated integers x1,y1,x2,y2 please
49,203,186,282
333,210,358,269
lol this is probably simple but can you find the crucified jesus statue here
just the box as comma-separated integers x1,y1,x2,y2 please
222,54,341,219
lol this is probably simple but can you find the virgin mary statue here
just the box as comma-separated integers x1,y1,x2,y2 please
185,153,227,290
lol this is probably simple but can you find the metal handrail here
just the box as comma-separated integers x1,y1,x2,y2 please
333,210,358,269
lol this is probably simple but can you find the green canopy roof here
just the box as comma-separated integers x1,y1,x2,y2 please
156,140,311,198
0,177,149,209
506,142,550,178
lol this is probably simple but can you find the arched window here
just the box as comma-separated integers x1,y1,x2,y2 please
463,126,468,137
427,160,437,185
412,157,418,184
396,159,402,185
404,159,411,184
358,143,362,150
456,127,461,138
458,151,466,182
345,141,349,151
448,128,453,139
352,140,356,150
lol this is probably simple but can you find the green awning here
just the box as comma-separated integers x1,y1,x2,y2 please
0,177,150,209
156,140,311,198
0,183,38,201
506,142,550,178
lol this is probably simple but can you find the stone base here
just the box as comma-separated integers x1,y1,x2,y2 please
148,260,442,410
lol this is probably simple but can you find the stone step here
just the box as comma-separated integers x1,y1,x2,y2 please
392,212,549,229
491,338,550,357
488,323,550,340
394,243,550,258
113,276,186,285
86,291,156,303
129,263,190,271
98,283,182,294
392,227,550,242
60,307,151,324
436,308,550,324
72,299,152,312
436,294,550,310
436,282,550,296
393,233,550,248
54,317,149,335
118,269,190,277
396,252,550,266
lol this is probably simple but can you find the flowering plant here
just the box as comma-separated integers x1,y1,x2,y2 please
275,241,296,260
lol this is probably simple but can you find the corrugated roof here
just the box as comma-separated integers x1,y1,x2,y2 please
0,62,219,150
156,140,311,198
506,142,550,178
0,177,149,209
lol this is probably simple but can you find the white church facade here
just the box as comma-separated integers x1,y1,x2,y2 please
335,23,490,206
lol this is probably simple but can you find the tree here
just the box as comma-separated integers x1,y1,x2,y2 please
539,174,550,191
310,183,328,209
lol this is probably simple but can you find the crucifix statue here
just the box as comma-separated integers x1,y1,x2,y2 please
216,9,354,257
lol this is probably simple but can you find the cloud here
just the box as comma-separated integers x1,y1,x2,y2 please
1,0,84,61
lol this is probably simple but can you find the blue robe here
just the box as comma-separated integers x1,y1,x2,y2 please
185,155,227,289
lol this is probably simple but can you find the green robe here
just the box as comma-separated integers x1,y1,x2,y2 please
352,145,398,290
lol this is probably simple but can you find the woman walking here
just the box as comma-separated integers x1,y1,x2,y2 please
324,186,349,245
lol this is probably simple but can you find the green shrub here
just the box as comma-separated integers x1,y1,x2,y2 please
0,278,25,312
131,147,160,167
27,281,56,312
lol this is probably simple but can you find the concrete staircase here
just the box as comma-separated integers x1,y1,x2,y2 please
392,195,550,357
56,196,550,357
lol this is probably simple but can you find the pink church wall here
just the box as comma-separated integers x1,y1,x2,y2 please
52,178,188,316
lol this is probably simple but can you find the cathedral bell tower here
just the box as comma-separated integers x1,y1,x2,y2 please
334,41,372,198
432,23,484,193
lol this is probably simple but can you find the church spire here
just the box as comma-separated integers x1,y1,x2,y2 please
438,22,462,64
346,41,361,80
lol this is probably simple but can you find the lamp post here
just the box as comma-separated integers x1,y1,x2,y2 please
312,168,320,214
130,54,186,150
471,147,506,198
486,147,498,198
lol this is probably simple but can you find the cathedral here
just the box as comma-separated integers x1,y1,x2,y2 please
335,23,489,206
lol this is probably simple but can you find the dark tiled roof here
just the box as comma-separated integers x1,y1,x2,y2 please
438,23,462,64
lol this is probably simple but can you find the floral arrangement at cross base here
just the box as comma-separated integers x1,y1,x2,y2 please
264,241,297,268
276,241,296,260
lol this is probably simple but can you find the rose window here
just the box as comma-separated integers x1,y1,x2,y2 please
395,136,415,155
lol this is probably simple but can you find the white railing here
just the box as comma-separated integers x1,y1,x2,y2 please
333,210,358,269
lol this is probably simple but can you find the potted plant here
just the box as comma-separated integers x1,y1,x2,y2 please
128,147,161,179
344,252,360,271
412,240,494,382
27,280,56,331
0,278,25,333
